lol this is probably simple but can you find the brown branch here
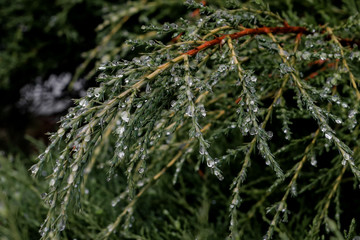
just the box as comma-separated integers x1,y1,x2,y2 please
325,35,360,47
184,25,308,56
305,59,339,80
183,24,360,57
190,0,206,18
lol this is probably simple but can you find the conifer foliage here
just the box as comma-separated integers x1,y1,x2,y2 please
32,0,360,239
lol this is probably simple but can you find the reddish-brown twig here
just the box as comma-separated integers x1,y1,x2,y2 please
171,32,184,43
171,1,207,43
191,0,206,18
305,60,338,80
184,26,308,56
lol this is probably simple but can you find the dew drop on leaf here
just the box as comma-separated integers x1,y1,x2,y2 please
30,164,39,175
121,111,130,122
67,174,75,184
84,135,91,142
41,192,47,199
310,156,317,167
58,216,66,232
146,83,151,94
207,158,215,168
57,128,65,137
325,133,332,140
335,118,342,124
118,151,125,159
214,170,224,181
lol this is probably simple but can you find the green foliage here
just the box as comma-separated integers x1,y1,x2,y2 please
26,0,360,239
0,152,46,239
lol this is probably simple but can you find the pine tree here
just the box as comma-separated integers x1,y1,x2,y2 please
30,0,360,239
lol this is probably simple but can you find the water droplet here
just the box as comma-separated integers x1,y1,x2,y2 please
146,83,151,94
116,126,125,136
79,99,88,107
267,131,273,139
218,64,227,72
280,63,294,74
265,160,270,166
325,133,332,140
320,53,327,60
30,164,39,175
58,217,66,232
321,125,327,132
302,51,311,60
87,89,93,98
111,198,120,207
343,153,351,161
98,65,106,70
118,151,125,159
199,104,206,117
50,178,56,186
250,127,257,135
41,192,47,199
214,170,224,181
67,174,75,184
185,105,194,117
137,102,142,108
310,156,317,167
342,160,346,166
94,88,101,98
72,164,78,172
349,110,357,118
282,50,290,59
138,167,145,174
84,135,91,142
291,184,297,196
334,53,341,59
107,223,115,232
187,77,193,86
121,111,130,122
199,144,206,155
207,158,215,168
57,128,65,137
250,76,257,82
171,100,176,107
335,118,342,124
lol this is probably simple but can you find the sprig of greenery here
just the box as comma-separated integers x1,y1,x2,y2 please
31,1,360,239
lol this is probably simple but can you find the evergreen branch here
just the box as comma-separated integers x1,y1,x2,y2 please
265,129,320,239
29,3,360,239
326,27,360,100
185,25,308,56
269,31,358,177
227,32,302,237
100,110,225,239
307,164,347,239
